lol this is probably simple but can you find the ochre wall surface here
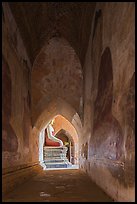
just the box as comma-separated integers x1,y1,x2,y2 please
2,2,135,202
31,38,83,126
2,3,40,195
80,2,135,202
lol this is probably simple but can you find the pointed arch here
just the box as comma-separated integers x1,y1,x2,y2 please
54,124,78,165
33,97,82,138
31,37,83,123
35,101,81,166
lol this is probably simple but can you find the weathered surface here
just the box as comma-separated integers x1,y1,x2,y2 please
8,2,96,66
2,57,18,153
2,163,40,197
2,2,135,202
2,3,39,194
81,2,135,202
3,169,113,202
90,47,124,161
31,37,83,125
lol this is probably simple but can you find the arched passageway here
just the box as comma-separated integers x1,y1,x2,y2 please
31,36,83,170
2,2,134,202
38,114,79,169
56,129,75,163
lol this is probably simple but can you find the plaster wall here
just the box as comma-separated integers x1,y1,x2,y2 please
80,2,135,202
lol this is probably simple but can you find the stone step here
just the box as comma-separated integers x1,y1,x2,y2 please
43,147,68,151
44,152,67,156
44,159,68,163
43,146,71,169
44,162,72,169
44,158,67,160
44,153,66,155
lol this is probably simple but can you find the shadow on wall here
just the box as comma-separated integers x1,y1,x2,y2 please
56,129,75,164
89,47,131,186
90,47,124,160
89,46,135,188
2,57,18,167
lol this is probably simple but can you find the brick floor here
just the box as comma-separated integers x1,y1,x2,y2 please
3,169,113,202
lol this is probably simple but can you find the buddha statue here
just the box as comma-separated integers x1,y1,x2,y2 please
45,119,63,147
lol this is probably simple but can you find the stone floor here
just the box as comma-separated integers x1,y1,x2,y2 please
3,169,113,202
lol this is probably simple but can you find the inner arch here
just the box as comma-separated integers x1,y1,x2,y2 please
38,114,80,169
33,97,82,137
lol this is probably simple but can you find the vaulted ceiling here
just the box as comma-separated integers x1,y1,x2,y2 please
9,2,96,67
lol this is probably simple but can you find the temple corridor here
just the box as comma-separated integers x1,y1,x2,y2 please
2,2,135,202
3,169,113,202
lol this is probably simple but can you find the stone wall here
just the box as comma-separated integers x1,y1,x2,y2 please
80,2,135,202
2,2,135,202
53,115,78,144
31,37,83,126
8,2,96,66
2,3,39,194
53,115,79,164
